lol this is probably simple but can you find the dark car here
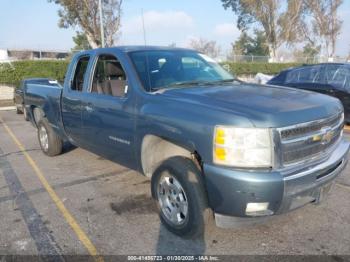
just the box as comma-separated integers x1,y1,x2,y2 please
268,63,350,123
14,78,60,120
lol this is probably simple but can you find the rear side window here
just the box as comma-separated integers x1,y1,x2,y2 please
286,66,322,84
72,56,90,91
91,54,127,97
327,65,350,90
325,64,341,82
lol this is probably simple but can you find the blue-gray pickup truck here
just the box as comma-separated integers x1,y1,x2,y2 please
24,46,350,237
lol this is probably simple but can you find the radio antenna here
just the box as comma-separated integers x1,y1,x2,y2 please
141,9,147,46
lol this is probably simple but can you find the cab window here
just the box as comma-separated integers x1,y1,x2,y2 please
72,56,90,91
286,65,322,84
327,65,350,90
91,54,127,97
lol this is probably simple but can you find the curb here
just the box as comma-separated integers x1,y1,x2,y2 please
0,106,16,111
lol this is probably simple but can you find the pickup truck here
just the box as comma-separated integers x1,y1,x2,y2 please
24,46,350,237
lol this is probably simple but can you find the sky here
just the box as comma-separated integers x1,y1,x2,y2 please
0,0,350,56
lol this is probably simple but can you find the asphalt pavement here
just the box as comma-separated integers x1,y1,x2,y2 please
0,109,349,259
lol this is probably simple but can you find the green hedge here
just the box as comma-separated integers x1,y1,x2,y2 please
0,60,69,86
0,60,303,86
222,62,303,76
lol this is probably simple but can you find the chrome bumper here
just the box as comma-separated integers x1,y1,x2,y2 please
277,139,349,214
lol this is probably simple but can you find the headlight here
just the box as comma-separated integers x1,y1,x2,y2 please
213,126,273,168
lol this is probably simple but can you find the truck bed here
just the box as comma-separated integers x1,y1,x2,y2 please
24,83,64,137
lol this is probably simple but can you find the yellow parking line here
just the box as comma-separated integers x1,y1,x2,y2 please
0,116,104,262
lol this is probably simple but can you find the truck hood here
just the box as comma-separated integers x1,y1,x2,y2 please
158,83,343,128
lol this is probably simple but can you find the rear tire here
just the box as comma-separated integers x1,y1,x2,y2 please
37,118,63,156
151,156,211,238
23,106,29,121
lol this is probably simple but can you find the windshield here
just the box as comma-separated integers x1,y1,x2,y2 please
129,50,234,92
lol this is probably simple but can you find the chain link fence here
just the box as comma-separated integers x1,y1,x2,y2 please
1,47,350,64
0,48,69,61
220,54,350,64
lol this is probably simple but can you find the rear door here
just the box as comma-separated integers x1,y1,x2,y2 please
80,52,136,167
61,55,91,145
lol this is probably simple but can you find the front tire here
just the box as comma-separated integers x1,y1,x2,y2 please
151,156,211,238
37,118,63,156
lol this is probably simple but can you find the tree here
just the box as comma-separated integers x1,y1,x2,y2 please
231,32,252,56
189,38,221,58
302,43,321,57
278,0,308,44
293,43,321,63
231,30,269,56
49,0,123,48
221,0,306,61
304,0,343,59
72,32,91,51
249,31,269,56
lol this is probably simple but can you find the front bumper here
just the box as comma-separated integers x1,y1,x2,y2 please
203,139,350,228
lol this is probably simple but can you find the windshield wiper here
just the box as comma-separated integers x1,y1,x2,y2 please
151,80,209,92
151,78,242,92
168,80,211,87
210,78,243,84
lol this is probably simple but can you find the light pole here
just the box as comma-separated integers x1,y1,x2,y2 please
98,0,105,48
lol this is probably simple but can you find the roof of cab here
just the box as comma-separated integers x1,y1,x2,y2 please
75,45,196,56
112,45,194,52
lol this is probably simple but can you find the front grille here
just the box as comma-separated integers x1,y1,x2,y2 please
278,113,344,166
280,115,340,140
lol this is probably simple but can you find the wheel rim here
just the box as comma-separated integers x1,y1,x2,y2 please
157,173,188,226
39,126,49,151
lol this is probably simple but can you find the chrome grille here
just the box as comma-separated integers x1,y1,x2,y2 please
280,115,340,140
278,113,344,166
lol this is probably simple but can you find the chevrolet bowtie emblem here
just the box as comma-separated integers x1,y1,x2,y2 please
320,127,334,145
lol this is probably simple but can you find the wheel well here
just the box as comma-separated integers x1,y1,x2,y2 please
141,135,201,178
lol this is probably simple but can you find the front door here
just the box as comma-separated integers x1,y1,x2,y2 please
80,53,136,168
